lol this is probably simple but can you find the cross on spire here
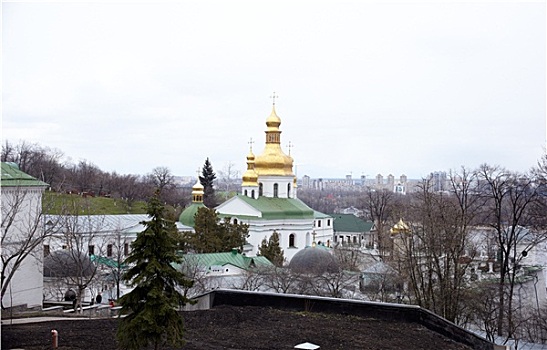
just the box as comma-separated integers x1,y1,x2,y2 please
270,92,279,106
287,141,293,155
248,137,254,152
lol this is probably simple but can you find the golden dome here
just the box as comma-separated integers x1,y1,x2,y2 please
254,106,294,177
390,219,410,235
242,150,259,187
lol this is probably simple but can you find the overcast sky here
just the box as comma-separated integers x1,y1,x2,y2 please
3,1,545,180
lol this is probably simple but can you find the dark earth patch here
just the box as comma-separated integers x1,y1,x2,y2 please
2,305,472,349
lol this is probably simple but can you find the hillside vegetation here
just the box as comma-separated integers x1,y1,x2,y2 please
43,192,148,215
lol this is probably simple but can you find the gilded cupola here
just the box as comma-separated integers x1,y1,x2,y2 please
241,148,259,187
254,106,294,177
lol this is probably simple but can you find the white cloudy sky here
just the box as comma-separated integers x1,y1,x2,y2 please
3,1,545,179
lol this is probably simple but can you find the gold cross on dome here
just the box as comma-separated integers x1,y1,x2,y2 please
270,92,279,106
287,141,293,155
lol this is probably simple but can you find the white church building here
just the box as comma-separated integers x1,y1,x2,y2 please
211,105,333,262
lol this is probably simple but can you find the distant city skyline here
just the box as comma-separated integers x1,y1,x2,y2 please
3,2,545,179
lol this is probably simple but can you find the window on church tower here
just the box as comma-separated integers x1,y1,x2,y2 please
244,190,248,196
259,183,263,196
289,234,295,247
251,190,255,198
287,183,291,198
273,183,278,198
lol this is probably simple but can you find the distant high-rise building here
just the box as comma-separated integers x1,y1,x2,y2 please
429,171,447,192
345,174,353,186
376,174,383,186
400,174,407,184
387,174,395,189
302,175,311,189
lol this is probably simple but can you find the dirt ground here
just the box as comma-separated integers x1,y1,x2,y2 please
2,305,473,350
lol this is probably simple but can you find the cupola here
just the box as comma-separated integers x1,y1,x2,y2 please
254,106,294,177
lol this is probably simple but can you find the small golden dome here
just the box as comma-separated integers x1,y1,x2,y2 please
390,219,410,235
242,150,259,187
255,106,294,177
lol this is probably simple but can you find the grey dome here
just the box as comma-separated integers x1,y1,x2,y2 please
289,246,339,274
44,250,95,278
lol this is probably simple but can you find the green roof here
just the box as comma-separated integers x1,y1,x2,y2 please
235,195,314,220
314,210,331,219
90,255,126,269
179,202,206,227
179,251,274,271
331,214,374,233
1,162,49,187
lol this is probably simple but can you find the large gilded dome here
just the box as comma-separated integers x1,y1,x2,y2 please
254,106,294,177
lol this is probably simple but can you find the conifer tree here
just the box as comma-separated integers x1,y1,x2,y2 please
116,191,193,350
199,157,217,208
258,231,285,267
186,207,248,253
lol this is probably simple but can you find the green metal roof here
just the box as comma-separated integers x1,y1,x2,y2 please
90,255,126,269
235,195,314,220
313,210,331,219
1,162,49,187
331,214,374,233
180,251,273,271
179,202,206,227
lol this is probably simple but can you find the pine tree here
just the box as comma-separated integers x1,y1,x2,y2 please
186,207,248,253
116,191,193,350
258,231,285,267
199,157,217,208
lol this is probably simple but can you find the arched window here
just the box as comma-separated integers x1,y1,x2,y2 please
287,183,291,198
259,183,263,196
289,234,295,247
244,190,248,196
234,219,238,225
251,190,255,199
273,183,278,198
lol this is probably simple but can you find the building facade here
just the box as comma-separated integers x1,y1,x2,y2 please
1,162,49,309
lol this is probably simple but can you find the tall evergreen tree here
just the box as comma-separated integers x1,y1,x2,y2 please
116,191,193,350
185,207,248,253
199,157,217,208
258,231,285,267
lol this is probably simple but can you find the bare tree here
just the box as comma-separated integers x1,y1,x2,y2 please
176,255,210,298
46,208,106,312
394,174,478,323
1,185,52,309
217,161,240,199
308,269,359,298
262,266,303,294
476,164,546,338
360,188,399,257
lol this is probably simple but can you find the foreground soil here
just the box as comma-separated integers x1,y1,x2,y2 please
2,305,472,350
